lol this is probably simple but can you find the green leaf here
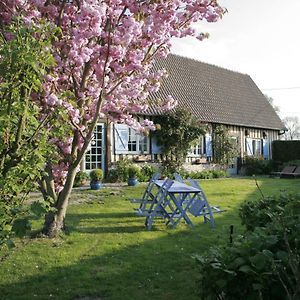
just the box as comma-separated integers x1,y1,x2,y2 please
239,265,253,274
252,283,263,291
12,218,31,237
30,201,47,218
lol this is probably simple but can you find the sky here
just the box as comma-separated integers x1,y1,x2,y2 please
171,0,300,120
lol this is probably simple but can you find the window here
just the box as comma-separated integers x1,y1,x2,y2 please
128,128,137,152
114,124,149,154
85,124,104,170
189,136,205,156
252,139,262,156
246,138,263,156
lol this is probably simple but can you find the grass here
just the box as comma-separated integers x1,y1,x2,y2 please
0,177,299,300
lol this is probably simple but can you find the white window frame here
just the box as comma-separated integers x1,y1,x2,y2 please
114,124,150,154
189,136,205,157
246,138,263,156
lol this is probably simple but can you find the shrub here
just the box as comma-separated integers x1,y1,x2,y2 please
106,159,132,183
73,171,88,187
89,169,103,182
239,192,298,231
272,140,300,163
283,160,300,167
161,159,181,178
127,165,141,179
188,170,228,179
106,168,120,183
242,156,273,175
196,193,300,300
137,164,158,182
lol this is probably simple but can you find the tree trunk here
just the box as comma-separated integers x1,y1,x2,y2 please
42,166,77,237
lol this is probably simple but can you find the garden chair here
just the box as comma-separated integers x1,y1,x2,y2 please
174,173,184,182
145,179,174,230
173,172,190,205
187,179,225,228
130,172,161,216
280,166,300,178
270,166,296,177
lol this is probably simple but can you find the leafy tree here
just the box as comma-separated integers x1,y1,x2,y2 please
265,94,280,114
0,20,56,247
212,124,238,166
283,116,300,140
153,108,205,174
1,1,225,236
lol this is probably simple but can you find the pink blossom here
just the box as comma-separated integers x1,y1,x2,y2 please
1,0,225,193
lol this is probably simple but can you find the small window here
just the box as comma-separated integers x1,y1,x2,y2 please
128,128,137,152
189,136,205,156
114,124,149,154
247,138,263,156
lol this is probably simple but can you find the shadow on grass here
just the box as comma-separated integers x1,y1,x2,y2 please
0,214,241,300
1,178,298,300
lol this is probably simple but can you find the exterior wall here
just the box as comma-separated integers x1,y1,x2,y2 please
81,120,281,174
110,122,280,163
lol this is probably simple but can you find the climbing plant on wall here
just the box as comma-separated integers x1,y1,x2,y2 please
153,108,205,175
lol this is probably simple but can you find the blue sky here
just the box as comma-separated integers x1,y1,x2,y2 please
171,0,300,120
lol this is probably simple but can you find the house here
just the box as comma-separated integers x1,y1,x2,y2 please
82,54,285,175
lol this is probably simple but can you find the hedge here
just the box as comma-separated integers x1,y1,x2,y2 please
272,140,300,162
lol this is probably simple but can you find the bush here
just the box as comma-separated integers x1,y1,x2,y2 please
106,160,155,182
106,168,119,183
283,160,300,167
89,169,103,182
73,171,88,187
242,156,273,175
272,140,300,163
188,170,228,179
127,165,141,179
106,159,132,183
239,192,298,231
196,193,300,300
137,164,158,182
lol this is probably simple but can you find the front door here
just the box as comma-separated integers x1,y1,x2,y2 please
84,123,105,172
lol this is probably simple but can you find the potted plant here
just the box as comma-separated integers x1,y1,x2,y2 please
89,169,103,190
127,165,140,186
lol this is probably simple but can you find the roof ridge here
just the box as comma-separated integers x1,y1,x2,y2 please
169,53,249,77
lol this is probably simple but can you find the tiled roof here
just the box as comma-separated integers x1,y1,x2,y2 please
146,54,284,131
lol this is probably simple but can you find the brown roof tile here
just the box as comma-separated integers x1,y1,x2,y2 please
147,54,284,131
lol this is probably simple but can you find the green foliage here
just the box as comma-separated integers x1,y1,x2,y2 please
212,125,239,165
161,159,185,178
107,162,158,182
283,160,300,167
89,169,103,182
127,165,141,179
0,178,299,298
196,193,300,300
107,159,132,182
153,108,205,172
272,140,300,163
0,20,56,248
242,156,273,175
188,169,228,179
239,192,298,231
137,164,158,182
73,171,89,187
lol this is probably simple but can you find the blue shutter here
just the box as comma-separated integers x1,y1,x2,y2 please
151,136,161,154
114,124,129,154
263,139,269,159
246,138,253,156
205,134,212,157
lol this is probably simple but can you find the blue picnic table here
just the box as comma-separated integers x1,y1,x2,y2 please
145,179,201,229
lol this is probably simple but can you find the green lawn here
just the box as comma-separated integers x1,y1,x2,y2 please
0,178,299,300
